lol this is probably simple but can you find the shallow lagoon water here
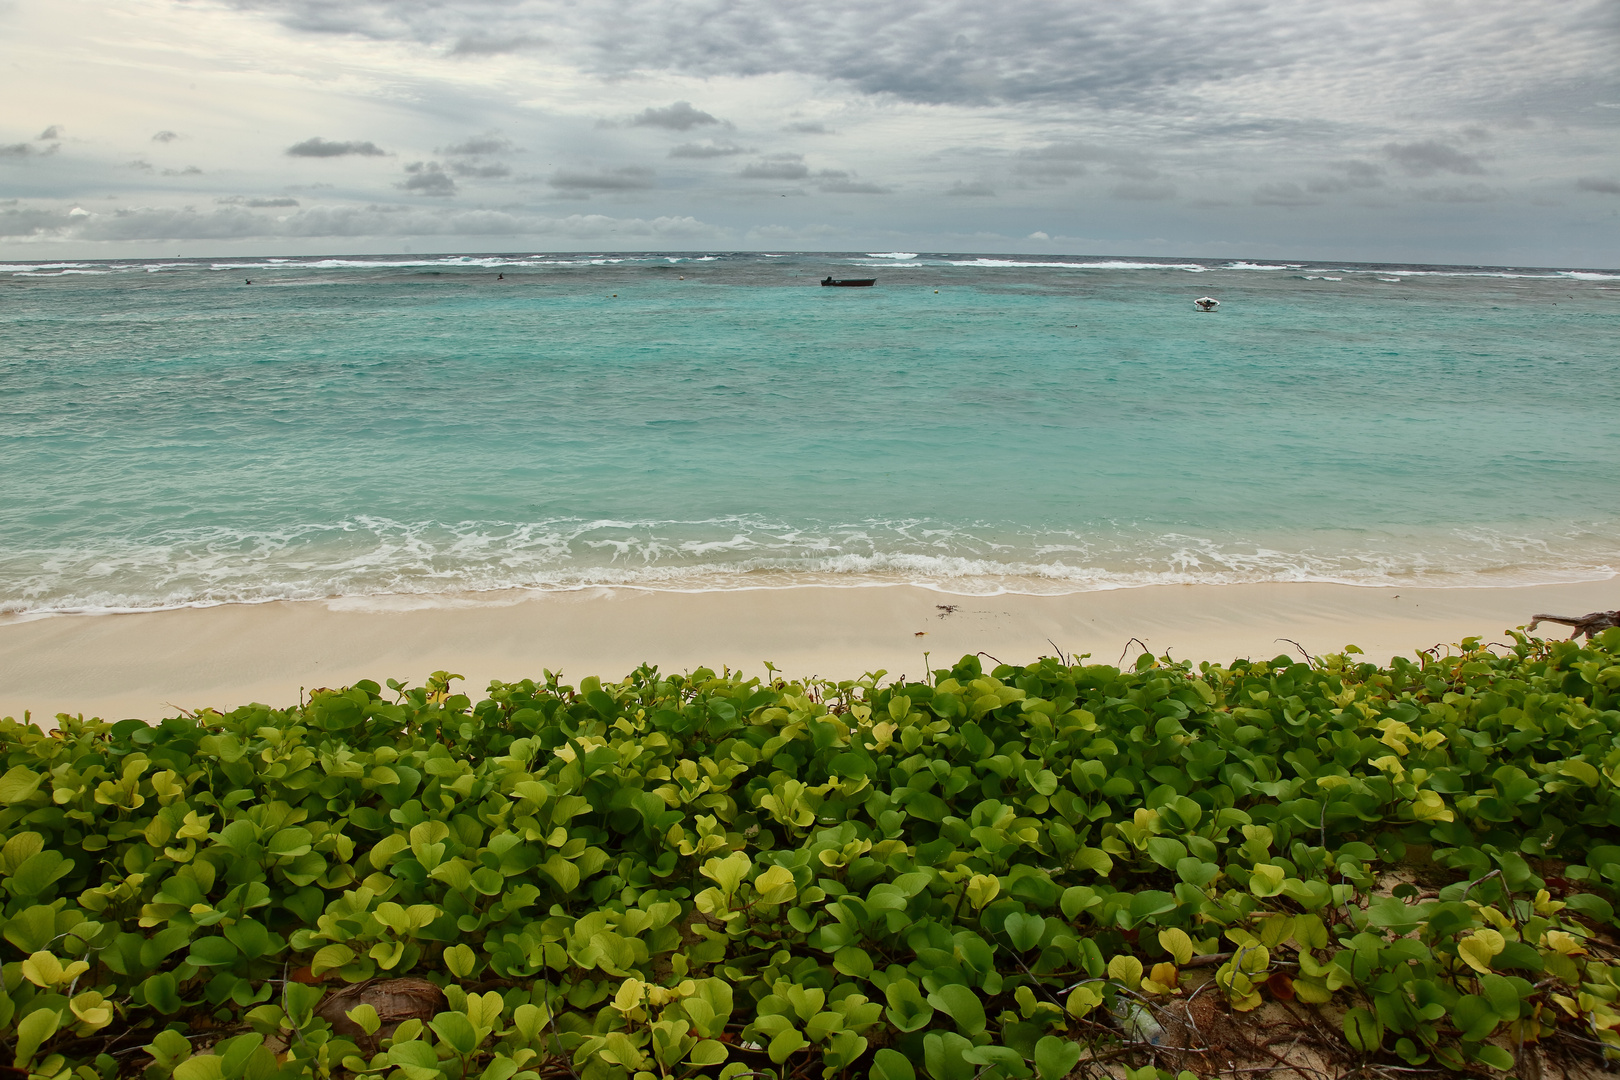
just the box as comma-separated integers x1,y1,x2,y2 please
2,251,1617,613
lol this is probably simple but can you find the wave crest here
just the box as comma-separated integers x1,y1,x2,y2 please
3,516,1615,616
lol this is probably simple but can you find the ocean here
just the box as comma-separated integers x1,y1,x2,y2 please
2,251,1617,616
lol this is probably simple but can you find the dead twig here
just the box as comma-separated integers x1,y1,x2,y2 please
1119,637,1153,665
1459,868,1504,900
1276,638,1314,663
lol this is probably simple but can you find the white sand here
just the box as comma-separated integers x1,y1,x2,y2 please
3,579,1619,722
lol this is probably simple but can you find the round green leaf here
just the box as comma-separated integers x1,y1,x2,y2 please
141,972,182,1015
688,1040,728,1067
1035,1035,1083,1080
312,944,356,976
1343,1007,1384,1052
927,983,987,1037
0,767,44,805
767,1028,807,1064
174,1056,224,1080
188,936,241,967
223,919,272,959
833,945,873,979
443,944,477,979
1003,911,1047,952
13,1006,60,1068
884,979,935,1033
430,1011,479,1056
870,1047,916,1080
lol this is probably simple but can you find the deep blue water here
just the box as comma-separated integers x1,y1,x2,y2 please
2,251,1617,613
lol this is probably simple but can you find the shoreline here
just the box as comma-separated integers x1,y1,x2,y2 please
5,578,1620,722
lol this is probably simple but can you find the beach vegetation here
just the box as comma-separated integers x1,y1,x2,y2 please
5,633,1620,1077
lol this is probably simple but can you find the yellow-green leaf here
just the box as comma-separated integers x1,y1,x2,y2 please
965,874,1000,910
1458,929,1505,974
1249,863,1286,898
1107,954,1143,989
1158,927,1193,966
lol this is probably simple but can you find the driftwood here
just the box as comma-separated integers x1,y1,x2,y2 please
314,977,446,1052
1527,610,1620,640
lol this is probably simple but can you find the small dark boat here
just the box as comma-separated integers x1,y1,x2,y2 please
822,277,876,287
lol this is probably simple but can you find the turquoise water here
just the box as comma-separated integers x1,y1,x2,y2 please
2,251,1618,613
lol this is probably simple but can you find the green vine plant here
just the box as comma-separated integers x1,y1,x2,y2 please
3,631,1620,1080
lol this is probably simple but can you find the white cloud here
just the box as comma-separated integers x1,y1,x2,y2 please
669,142,748,159
0,202,725,243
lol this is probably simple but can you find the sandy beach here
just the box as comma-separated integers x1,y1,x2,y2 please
4,578,1619,722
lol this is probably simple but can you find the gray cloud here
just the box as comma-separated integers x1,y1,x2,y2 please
195,1,1253,107
399,161,456,195
450,161,512,178
439,134,515,156
1253,182,1321,207
161,166,204,176
815,171,889,193
1413,183,1496,203
1306,160,1387,193
448,34,542,55
152,130,179,143
1111,180,1176,201
1577,177,1620,194
3,131,60,158
945,180,995,196
740,158,810,180
629,101,722,131
1014,142,1099,184
1383,140,1486,177
549,165,656,191
215,0,1617,143
286,137,388,157
783,122,835,135
669,141,748,158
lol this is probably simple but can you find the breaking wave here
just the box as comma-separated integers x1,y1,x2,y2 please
3,517,1615,617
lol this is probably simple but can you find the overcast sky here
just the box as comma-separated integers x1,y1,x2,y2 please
2,0,1617,264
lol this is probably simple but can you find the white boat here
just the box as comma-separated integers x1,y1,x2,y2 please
1194,297,1219,311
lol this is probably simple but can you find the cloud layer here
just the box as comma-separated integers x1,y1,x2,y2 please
0,0,1616,263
